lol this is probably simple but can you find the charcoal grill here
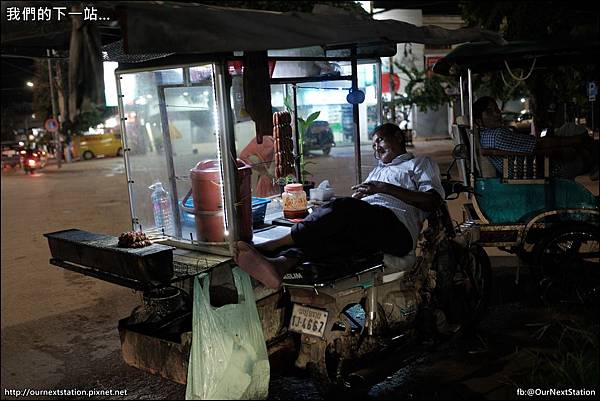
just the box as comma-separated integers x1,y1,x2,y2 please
44,229,176,290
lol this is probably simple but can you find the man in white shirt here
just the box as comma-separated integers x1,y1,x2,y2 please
234,123,445,288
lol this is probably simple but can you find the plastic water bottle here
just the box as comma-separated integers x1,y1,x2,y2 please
149,182,174,236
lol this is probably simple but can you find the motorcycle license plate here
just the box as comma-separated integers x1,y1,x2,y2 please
289,304,328,338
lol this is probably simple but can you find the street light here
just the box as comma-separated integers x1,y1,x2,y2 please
26,81,34,87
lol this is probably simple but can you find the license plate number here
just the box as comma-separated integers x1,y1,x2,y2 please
289,304,328,337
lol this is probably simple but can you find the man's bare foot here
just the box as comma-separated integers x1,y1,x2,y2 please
236,241,283,288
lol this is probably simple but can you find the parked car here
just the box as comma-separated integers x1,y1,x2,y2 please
304,120,335,155
1,142,22,170
73,131,123,160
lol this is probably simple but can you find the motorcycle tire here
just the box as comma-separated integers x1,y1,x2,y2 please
433,241,491,330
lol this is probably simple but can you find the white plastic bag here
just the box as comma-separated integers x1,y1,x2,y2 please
186,268,270,400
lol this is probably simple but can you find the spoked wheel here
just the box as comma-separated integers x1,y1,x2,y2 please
533,224,600,305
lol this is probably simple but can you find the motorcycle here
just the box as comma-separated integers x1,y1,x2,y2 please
21,149,47,175
304,120,335,156
280,145,491,392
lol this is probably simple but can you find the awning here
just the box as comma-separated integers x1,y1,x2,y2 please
432,40,600,76
2,3,505,59
118,3,506,56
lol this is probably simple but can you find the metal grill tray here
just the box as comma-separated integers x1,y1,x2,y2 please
44,229,175,288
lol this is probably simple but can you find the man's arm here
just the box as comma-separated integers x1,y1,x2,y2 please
535,133,591,151
351,182,442,212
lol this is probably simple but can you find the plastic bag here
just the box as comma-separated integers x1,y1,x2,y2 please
186,267,270,400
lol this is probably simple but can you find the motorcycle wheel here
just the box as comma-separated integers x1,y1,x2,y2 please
307,341,356,399
434,242,491,330
322,146,331,156
462,245,492,326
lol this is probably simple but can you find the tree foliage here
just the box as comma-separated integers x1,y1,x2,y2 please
393,63,454,113
32,58,108,137
459,1,599,130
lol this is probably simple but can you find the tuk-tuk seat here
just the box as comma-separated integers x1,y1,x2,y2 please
451,120,498,178
479,148,551,181
282,251,416,288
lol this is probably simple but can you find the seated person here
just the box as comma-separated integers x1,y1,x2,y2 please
473,96,598,180
234,123,445,288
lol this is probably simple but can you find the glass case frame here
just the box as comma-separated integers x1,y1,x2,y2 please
114,51,382,256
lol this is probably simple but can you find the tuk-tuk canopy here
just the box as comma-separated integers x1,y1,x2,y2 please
432,40,600,76
120,3,506,56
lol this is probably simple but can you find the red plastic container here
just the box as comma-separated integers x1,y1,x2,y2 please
189,160,252,242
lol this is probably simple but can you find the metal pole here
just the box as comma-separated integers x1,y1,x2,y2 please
292,84,302,183
375,61,383,127
459,76,464,116
156,81,182,238
115,71,138,231
214,61,240,249
468,68,475,188
47,49,61,168
388,56,395,122
351,46,362,184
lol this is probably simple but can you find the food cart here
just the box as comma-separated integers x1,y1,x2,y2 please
43,3,506,384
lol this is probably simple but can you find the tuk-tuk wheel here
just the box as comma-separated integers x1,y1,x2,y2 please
532,223,600,304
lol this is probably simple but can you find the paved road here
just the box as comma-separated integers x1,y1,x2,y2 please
1,144,597,400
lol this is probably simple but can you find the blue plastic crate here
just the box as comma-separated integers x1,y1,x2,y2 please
180,197,196,226
180,196,271,227
252,197,271,226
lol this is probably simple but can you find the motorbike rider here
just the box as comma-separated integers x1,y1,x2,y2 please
234,123,445,289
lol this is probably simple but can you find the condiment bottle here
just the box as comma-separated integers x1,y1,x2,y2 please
282,183,308,219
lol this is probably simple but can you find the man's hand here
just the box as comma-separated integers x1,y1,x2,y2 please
353,181,442,212
351,181,391,197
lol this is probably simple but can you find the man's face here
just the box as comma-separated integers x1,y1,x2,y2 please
480,101,503,128
372,132,403,163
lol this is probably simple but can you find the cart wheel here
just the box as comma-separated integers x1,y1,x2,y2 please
533,224,600,305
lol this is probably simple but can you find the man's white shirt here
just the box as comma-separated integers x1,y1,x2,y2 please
361,152,445,248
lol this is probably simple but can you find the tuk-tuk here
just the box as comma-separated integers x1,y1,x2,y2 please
433,40,600,303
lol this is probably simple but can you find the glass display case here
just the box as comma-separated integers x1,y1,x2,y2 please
115,53,382,256
117,63,229,254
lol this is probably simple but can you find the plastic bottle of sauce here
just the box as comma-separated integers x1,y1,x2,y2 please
282,183,308,219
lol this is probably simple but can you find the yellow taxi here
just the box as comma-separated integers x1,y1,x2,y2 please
73,131,123,160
